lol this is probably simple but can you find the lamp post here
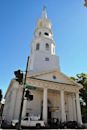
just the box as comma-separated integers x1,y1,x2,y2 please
17,56,29,130
14,56,34,130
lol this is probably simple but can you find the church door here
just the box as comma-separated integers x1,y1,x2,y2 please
41,100,52,121
48,107,51,119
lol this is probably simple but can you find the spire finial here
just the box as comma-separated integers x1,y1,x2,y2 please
42,6,47,19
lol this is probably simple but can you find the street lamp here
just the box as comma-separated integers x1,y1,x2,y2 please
14,56,30,130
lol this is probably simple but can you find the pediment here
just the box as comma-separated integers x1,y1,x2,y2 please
29,70,82,88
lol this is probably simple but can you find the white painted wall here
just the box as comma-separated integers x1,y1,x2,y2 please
29,51,59,74
2,81,22,122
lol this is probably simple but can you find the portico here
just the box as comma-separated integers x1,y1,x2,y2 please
42,90,81,124
42,88,82,124
25,76,82,124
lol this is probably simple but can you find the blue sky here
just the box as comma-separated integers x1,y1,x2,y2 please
0,0,87,95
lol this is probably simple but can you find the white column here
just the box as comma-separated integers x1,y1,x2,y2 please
68,95,73,121
60,90,66,122
72,94,76,121
22,99,27,118
76,93,82,124
43,88,48,123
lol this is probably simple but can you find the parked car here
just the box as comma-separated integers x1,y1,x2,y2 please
11,117,45,128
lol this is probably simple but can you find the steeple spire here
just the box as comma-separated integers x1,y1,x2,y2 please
42,6,47,19
29,7,60,74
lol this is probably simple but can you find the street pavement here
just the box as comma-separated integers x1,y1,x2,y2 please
0,129,62,130
0,129,86,130
0,129,84,130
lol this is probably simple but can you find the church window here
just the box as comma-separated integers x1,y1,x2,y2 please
44,32,49,36
39,32,41,36
53,75,56,79
36,43,40,50
46,43,49,50
45,57,49,61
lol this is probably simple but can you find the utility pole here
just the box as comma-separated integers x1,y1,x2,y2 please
17,56,29,130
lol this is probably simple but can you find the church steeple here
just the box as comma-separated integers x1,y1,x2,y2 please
36,7,52,30
42,6,47,19
29,8,60,74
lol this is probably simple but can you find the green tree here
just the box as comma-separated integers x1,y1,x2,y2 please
71,73,87,122
71,73,87,107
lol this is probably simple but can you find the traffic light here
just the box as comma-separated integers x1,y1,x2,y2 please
25,90,33,101
14,69,23,84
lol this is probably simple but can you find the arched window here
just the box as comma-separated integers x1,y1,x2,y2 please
44,32,49,36
36,43,40,50
39,32,41,36
46,43,49,50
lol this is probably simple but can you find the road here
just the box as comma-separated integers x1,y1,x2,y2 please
1,129,85,130
0,129,61,130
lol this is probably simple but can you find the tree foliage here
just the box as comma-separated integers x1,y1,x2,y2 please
71,73,87,107
77,73,87,107
71,73,87,122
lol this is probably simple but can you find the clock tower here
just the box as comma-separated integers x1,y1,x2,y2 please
29,7,60,75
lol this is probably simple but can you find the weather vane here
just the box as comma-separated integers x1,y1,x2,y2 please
42,6,47,19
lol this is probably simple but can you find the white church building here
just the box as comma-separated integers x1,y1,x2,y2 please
3,7,82,124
